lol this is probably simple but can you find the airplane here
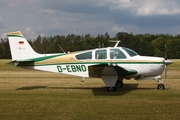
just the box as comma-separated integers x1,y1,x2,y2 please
6,31,173,91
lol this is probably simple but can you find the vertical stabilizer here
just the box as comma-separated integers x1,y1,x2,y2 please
7,31,42,61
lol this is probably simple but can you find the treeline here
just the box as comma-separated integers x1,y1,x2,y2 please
0,32,180,59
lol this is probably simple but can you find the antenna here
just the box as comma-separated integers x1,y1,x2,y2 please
102,43,104,48
165,43,167,60
58,44,66,54
109,40,121,47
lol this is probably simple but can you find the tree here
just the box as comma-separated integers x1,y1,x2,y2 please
33,35,42,53
152,37,165,57
0,38,11,58
1,32,180,59
42,37,49,53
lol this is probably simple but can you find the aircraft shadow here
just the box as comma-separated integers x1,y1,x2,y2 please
16,84,168,96
15,83,158,96
16,86,47,90
92,84,140,96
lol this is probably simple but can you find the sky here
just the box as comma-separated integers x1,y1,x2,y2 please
1,0,180,39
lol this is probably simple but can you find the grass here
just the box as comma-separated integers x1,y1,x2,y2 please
0,59,180,120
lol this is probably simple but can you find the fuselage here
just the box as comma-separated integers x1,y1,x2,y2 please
31,47,165,80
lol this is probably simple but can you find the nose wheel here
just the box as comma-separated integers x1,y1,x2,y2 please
157,78,165,90
157,83,165,90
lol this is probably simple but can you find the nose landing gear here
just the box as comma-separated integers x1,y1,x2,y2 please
157,78,165,90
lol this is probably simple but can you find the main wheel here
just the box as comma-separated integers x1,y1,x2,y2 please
116,80,124,88
107,86,117,91
157,84,165,90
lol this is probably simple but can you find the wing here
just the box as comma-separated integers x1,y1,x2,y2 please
114,66,137,76
88,64,137,78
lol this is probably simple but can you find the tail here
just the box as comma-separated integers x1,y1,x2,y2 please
7,31,43,61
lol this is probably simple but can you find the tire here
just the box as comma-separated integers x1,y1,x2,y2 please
157,84,165,90
107,86,117,91
116,80,123,88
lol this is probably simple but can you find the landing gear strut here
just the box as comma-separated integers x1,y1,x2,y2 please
157,78,165,90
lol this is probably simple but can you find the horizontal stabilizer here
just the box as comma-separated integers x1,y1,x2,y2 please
13,61,34,66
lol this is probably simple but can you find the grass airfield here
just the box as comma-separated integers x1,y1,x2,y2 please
0,59,180,120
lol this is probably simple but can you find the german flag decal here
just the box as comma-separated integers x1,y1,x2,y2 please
19,41,24,44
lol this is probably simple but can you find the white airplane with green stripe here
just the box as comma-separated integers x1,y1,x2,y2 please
7,31,173,91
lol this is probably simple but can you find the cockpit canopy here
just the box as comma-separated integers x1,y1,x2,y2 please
75,47,138,60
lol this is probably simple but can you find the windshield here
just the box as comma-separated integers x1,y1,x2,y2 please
122,47,138,57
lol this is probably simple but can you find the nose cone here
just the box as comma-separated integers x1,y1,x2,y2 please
164,59,173,65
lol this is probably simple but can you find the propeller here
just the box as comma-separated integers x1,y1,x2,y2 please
164,59,173,81
164,43,173,81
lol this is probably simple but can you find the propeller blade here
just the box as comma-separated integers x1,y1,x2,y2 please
164,59,173,82
163,43,173,81
165,65,167,81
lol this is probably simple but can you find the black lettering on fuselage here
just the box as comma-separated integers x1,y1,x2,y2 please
57,65,87,73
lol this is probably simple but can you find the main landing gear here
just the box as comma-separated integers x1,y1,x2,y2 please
116,80,124,88
107,80,124,91
107,86,117,91
157,78,165,90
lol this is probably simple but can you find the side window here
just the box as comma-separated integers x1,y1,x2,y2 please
95,50,107,59
75,52,92,60
110,49,126,59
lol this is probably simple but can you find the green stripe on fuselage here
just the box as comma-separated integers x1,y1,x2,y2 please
34,61,164,66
